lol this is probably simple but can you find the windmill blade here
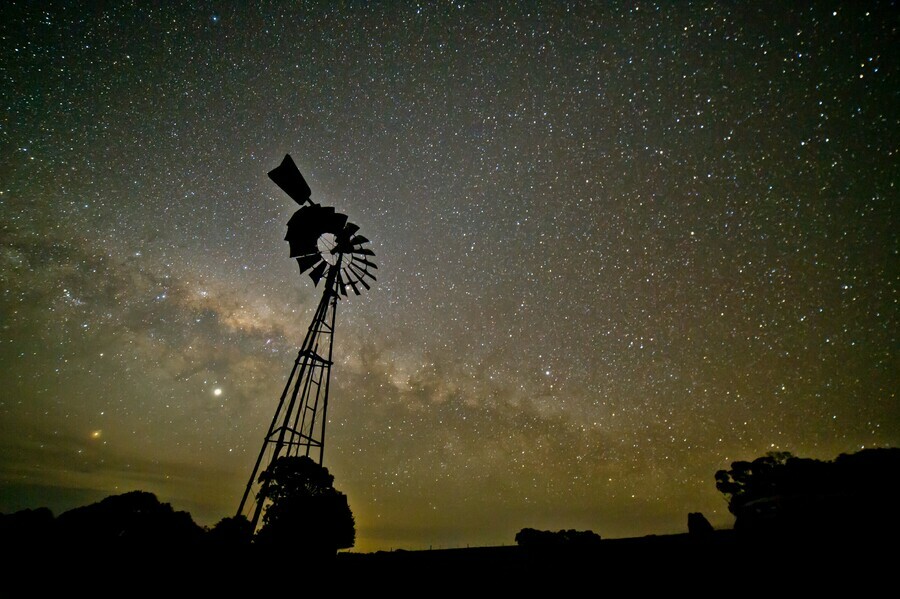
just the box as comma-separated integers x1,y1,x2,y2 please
295,254,321,274
286,205,326,256
349,235,369,246
344,270,361,295
286,238,318,259
351,256,378,270
347,262,365,278
348,262,376,284
351,247,375,257
309,261,328,286
336,270,348,296
290,249,320,260
268,155,312,206
336,222,359,248
325,211,349,233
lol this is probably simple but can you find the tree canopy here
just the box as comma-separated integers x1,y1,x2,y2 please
715,448,900,536
57,490,204,547
255,456,355,555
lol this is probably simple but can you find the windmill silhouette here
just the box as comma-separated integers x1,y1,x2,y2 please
237,155,376,530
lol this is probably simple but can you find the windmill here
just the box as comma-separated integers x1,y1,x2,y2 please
236,154,376,530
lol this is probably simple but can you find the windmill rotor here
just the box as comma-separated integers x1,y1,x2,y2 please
269,157,377,296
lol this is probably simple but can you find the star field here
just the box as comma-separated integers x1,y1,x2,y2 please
1,2,897,552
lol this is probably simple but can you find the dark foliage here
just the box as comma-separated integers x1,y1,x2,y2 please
715,447,900,536
255,456,355,555
0,507,55,547
207,514,254,548
55,490,204,549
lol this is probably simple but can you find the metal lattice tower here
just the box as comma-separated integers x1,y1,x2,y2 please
237,155,376,530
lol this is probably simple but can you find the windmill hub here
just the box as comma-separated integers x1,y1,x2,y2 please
316,233,343,266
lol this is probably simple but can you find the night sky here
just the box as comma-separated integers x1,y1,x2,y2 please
1,2,897,552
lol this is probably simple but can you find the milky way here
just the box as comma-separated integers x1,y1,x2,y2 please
1,2,896,551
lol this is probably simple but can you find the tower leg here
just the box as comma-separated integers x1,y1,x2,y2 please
236,267,340,530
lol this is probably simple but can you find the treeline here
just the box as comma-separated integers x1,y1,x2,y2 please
3,448,898,556
514,447,899,551
0,491,229,553
0,456,354,560
715,447,900,537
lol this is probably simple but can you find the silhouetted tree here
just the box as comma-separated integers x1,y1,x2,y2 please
715,448,900,537
207,514,254,549
254,456,355,557
55,490,203,550
0,507,55,548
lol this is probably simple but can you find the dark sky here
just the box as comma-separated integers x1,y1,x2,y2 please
1,2,897,552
